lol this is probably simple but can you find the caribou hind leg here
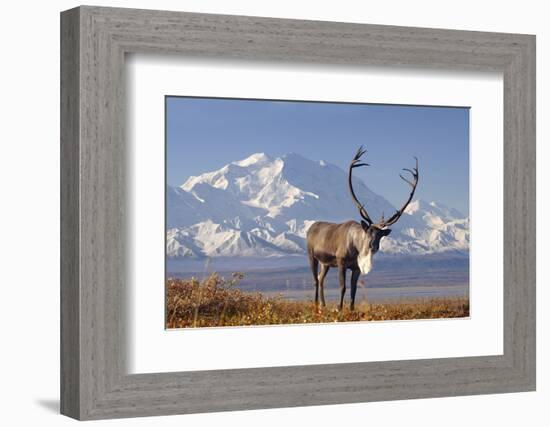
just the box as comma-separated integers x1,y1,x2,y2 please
318,264,330,307
309,252,320,306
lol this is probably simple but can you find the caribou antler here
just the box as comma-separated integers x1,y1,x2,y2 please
348,146,374,225
378,157,419,227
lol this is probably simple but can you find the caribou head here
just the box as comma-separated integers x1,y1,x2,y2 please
306,146,419,310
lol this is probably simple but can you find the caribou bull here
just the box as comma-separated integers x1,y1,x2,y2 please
306,146,419,311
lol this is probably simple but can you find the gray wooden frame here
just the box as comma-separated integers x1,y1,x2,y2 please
60,5,536,420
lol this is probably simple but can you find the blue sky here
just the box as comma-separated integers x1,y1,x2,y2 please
166,97,469,214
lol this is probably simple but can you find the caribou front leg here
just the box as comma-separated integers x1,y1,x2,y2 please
338,263,346,312
350,269,360,311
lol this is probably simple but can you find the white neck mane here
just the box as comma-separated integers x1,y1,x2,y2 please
350,225,374,275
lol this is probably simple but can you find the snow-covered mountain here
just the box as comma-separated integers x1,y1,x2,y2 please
167,152,469,259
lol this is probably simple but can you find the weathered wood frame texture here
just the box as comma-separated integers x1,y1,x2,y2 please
60,5,536,420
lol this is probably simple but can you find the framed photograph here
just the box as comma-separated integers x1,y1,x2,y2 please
165,97,469,328
60,6,535,420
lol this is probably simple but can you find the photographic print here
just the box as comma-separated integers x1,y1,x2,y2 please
165,97,470,328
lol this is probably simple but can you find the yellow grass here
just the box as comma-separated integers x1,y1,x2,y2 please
166,273,469,329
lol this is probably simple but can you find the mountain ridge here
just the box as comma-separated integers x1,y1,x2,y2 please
167,152,469,259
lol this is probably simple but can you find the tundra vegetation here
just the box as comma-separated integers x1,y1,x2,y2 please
166,273,469,329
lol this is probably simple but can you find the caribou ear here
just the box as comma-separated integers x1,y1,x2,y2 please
360,220,370,232
382,228,392,236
